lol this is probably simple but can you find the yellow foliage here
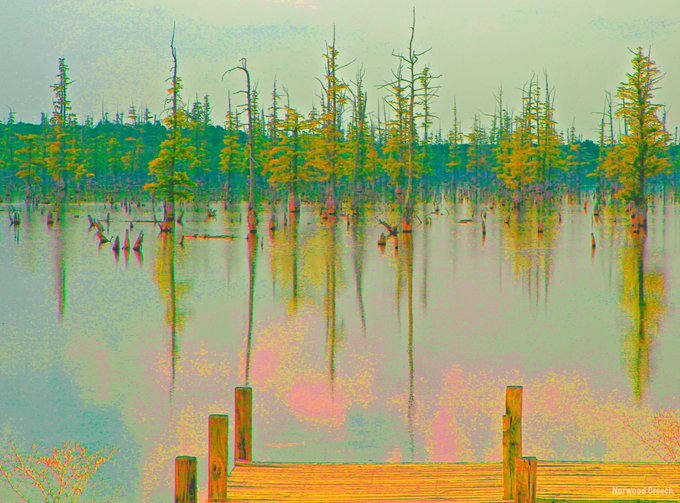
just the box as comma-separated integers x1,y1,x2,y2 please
605,48,671,203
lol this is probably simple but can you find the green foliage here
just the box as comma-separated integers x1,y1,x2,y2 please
144,104,198,203
44,57,87,198
0,47,674,204
219,94,245,182
603,48,671,203
143,53,197,209
263,106,317,189
15,133,43,197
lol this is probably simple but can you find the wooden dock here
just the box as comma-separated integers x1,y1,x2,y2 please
174,386,680,503
226,461,680,502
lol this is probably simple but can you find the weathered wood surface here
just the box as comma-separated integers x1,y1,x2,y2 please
226,462,680,502
515,457,537,503
235,386,252,463
504,386,523,499
209,414,228,501
175,456,197,503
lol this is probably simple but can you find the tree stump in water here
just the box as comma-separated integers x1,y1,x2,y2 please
636,203,647,229
325,195,337,216
247,208,257,233
159,220,173,233
123,229,130,251
132,231,143,251
288,192,300,213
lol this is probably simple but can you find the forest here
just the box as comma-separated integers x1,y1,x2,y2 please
0,20,678,232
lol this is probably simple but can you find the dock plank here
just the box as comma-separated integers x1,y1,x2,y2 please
226,462,680,502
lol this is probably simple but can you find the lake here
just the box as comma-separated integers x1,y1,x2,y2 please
1,195,678,501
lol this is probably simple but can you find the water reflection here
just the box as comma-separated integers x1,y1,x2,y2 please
324,217,339,392
2,198,680,502
153,230,189,395
290,212,300,313
500,202,557,305
350,213,367,336
269,210,300,314
403,233,415,461
243,232,258,385
52,211,67,321
620,231,666,403
420,209,429,312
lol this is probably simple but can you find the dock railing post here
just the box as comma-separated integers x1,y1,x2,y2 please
235,386,252,463
209,414,228,501
514,456,537,503
502,413,510,494
503,385,523,499
175,456,197,503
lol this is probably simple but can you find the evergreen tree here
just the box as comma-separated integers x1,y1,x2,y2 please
45,58,85,207
604,47,670,225
446,99,462,194
144,28,197,225
263,104,315,211
308,28,350,215
15,133,44,201
219,92,245,202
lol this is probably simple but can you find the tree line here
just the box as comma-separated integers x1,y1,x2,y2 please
0,18,678,228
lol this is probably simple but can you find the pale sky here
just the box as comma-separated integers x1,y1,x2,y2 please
2,0,680,140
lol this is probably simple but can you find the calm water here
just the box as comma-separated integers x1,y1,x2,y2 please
1,196,679,501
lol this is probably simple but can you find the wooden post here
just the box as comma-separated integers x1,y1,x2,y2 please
209,414,228,501
502,414,510,496
235,386,252,463
514,456,537,503
175,456,197,503
503,386,523,499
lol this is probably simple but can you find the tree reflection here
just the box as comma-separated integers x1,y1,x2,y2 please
403,233,415,462
268,210,300,314
51,208,67,322
324,217,339,392
500,203,557,304
290,211,300,313
244,232,258,385
387,223,417,460
620,231,665,402
350,212,367,336
421,209,429,311
153,230,189,396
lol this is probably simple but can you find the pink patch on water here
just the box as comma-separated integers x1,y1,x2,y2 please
250,346,280,384
426,365,470,461
385,447,403,463
541,385,563,417
428,407,466,461
287,379,347,427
